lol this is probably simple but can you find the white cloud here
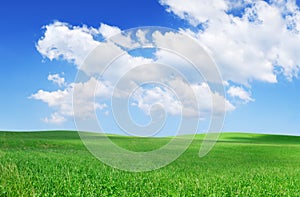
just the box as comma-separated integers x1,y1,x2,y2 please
159,0,228,26
36,21,154,79
32,0,300,127
30,86,72,124
94,50,154,85
34,21,237,124
152,30,227,84
131,77,234,118
159,0,300,85
227,86,254,103
36,21,100,66
34,21,239,127
43,113,66,124
48,74,66,87
30,77,112,123
132,86,182,116
136,29,149,45
98,23,121,39
30,88,73,116
169,78,235,116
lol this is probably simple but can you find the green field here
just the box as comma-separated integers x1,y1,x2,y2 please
0,131,300,196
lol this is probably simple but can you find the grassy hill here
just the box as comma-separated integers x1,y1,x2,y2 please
0,131,300,196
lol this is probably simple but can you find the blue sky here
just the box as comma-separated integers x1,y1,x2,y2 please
1,0,300,136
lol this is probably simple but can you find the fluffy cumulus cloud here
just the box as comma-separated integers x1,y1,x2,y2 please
30,86,74,124
33,21,234,124
36,21,100,67
33,0,300,125
160,0,229,26
98,23,121,39
131,79,235,118
132,86,183,116
160,0,300,84
30,76,112,124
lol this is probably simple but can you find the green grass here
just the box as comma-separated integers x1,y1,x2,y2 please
0,131,300,196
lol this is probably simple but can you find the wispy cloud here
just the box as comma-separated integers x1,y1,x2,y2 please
48,74,66,87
